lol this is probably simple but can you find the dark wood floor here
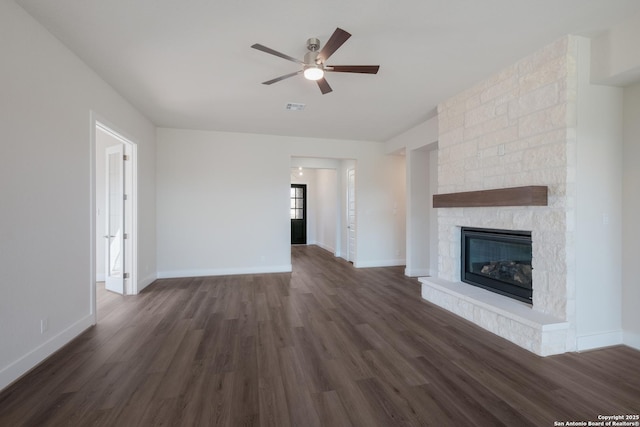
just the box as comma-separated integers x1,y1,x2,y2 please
1,245,639,426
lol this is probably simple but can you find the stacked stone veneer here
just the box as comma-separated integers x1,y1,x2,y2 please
422,36,579,356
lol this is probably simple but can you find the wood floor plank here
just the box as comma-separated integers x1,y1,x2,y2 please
291,327,335,394
355,377,420,427
313,390,354,427
1,245,639,426
256,321,283,379
153,329,204,399
229,335,260,426
278,346,322,427
258,376,291,427
334,378,382,427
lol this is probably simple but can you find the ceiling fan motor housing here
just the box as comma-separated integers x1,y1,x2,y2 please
304,51,321,67
306,37,320,52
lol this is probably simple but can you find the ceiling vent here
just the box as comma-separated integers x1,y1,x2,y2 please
285,103,306,111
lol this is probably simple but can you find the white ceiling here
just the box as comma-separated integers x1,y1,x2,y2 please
17,0,640,142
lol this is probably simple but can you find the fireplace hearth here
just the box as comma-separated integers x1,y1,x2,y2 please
461,227,533,304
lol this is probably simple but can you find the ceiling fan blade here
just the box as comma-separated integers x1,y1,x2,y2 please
262,70,302,85
317,28,351,63
316,78,332,94
326,65,380,74
251,44,303,64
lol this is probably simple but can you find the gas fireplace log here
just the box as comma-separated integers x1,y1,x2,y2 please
479,261,532,287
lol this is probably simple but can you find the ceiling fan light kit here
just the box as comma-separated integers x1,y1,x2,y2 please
251,27,380,94
303,66,324,81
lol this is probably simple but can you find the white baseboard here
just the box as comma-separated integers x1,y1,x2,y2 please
313,242,336,254
137,273,157,293
355,259,406,268
95,272,105,282
404,268,430,277
623,331,640,351
0,314,95,392
576,330,624,351
157,264,293,279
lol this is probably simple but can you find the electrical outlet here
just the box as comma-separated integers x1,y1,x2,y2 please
40,317,49,334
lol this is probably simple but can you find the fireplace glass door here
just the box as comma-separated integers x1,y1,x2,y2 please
461,227,533,303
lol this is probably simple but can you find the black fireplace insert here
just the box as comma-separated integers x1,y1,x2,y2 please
461,227,532,304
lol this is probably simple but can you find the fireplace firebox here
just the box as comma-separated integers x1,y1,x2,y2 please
461,227,533,304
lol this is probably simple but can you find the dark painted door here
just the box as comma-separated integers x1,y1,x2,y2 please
290,184,306,244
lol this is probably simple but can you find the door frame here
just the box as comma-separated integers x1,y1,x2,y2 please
290,158,355,261
90,113,138,318
347,168,356,263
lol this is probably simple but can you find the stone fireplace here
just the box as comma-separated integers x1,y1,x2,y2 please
419,36,579,356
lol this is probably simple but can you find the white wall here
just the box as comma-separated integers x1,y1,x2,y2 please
157,129,406,277
404,146,439,277
405,148,431,276
0,0,156,390
591,11,640,86
388,154,407,266
314,169,338,253
622,82,640,349
574,37,625,350
385,117,438,154
385,117,439,277
156,129,291,277
586,9,640,352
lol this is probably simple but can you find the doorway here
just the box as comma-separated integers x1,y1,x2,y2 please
290,158,354,261
290,184,307,244
93,120,137,300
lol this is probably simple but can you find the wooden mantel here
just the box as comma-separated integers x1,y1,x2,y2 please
433,185,548,208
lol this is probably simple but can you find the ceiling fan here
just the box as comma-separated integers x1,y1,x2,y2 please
251,27,380,94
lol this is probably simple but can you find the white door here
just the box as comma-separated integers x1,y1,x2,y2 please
105,144,125,294
347,168,356,263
